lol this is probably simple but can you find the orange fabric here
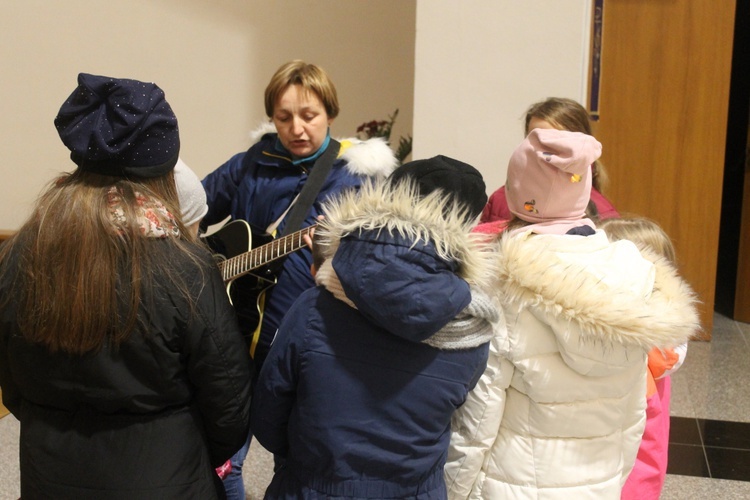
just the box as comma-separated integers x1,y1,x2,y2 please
647,347,679,380
646,371,658,398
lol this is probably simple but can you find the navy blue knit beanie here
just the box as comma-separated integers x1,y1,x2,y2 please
54,73,180,178
389,155,487,222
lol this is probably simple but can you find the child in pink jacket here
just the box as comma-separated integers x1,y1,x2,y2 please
600,217,690,500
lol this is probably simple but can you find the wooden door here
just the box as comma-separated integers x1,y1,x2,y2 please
591,0,737,338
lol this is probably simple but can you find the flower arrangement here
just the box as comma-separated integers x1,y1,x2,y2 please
356,109,413,164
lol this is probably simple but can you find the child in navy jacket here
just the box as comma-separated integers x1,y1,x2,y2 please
251,156,501,499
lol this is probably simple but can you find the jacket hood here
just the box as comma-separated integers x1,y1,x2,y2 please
249,122,398,178
495,230,701,350
314,179,496,344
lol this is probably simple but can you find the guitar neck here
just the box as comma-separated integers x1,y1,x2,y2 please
218,224,316,282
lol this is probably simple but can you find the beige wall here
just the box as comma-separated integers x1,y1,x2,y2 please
1,0,596,230
413,0,592,194
0,0,416,230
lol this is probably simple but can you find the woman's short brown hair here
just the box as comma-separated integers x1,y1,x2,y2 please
264,60,339,119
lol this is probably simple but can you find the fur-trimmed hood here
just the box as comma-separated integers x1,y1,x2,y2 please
495,230,701,350
314,179,497,344
249,122,398,178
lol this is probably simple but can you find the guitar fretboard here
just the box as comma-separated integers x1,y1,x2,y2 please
218,225,316,282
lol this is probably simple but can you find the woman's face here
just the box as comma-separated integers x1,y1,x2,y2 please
273,84,332,159
526,117,557,136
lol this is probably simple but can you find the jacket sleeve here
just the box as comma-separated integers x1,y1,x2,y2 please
201,151,249,228
652,343,688,379
445,329,513,499
183,258,254,467
250,295,308,457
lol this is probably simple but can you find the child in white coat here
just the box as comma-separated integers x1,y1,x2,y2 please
445,129,701,499
599,216,690,500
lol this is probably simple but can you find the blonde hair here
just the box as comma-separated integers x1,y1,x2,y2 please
524,97,609,194
264,60,339,119
599,216,676,264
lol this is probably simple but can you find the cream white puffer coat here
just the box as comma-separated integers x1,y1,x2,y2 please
445,229,700,499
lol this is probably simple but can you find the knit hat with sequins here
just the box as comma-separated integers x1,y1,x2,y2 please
54,73,180,178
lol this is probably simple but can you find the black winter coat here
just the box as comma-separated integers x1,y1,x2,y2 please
0,241,253,499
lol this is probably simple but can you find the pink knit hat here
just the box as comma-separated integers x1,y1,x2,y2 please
506,128,602,223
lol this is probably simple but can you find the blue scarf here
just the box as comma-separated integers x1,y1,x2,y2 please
274,130,332,166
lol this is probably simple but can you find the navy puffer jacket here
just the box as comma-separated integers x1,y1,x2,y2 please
201,132,398,367
251,181,497,499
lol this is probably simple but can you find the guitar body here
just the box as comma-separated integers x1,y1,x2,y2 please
204,219,280,294
202,219,316,356
204,219,253,270
202,220,276,350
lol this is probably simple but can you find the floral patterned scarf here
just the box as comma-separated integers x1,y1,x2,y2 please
107,187,180,238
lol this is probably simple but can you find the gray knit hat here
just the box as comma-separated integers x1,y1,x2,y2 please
174,159,208,227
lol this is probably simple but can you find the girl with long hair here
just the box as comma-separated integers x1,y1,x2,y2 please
0,73,252,499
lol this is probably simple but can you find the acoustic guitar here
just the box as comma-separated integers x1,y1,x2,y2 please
202,219,317,356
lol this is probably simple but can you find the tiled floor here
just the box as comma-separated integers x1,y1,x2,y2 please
1,312,749,499
660,312,750,499
668,417,750,482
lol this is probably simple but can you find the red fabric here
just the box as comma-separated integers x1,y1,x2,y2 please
472,220,508,236
589,189,620,220
215,459,232,479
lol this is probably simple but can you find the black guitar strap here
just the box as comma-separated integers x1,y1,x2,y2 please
265,138,340,274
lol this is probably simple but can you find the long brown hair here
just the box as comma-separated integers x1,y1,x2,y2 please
0,169,203,354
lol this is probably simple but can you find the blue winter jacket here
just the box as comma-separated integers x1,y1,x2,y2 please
201,132,397,366
251,181,494,499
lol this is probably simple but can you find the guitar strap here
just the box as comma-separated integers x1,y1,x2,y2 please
265,138,340,274
248,139,340,359
283,139,340,234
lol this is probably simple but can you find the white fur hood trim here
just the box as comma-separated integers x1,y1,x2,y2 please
337,136,398,177
316,179,496,289
495,231,701,349
249,122,398,178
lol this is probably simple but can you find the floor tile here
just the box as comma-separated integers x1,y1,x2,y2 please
670,416,702,445
737,319,750,342
710,312,749,345
661,475,750,500
674,340,750,423
0,415,20,499
698,419,750,450
705,446,750,482
666,443,710,478
669,370,695,418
